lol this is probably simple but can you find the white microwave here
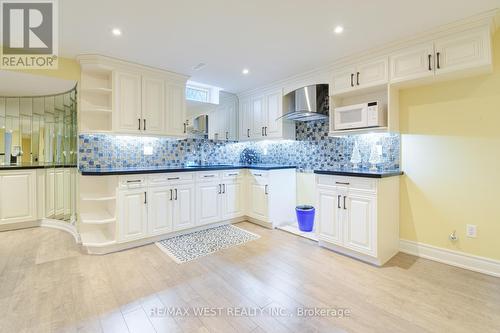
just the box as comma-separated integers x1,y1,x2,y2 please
333,101,386,131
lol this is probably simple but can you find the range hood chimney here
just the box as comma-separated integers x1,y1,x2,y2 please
278,84,329,122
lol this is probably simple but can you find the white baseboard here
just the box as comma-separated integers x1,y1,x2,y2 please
399,239,500,278
40,219,81,244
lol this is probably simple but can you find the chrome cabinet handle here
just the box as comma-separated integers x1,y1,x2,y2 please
428,54,432,71
218,184,222,194
226,132,229,140
138,118,141,130
204,175,215,178
343,196,347,210
247,129,250,137
335,181,350,185
356,72,360,86
126,180,142,183
264,127,267,136
175,188,178,200
261,127,265,136
167,177,180,180
143,119,146,131
254,173,262,177
436,52,441,69
350,73,354,87
265,185,268,195
228,173,238,176
337,195,341,209
222,184,226,194
170,189,173,200
183,123,187,133
144,191,147,204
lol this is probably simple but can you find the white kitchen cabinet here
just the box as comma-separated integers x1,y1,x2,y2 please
117,187,148,242
248,182,268,222
238,90,294,141
210,93,238,141
316,174,399,266
316,186,344,246
172,183,196,231
332,58,388,95
246,169,296,228
166,82,187,137
221,180,244,220
196,180,222,226
390,43,435,83
433,27,491,75
148,186,174,235
114,71,142,133
343,190,376,256
142,75,166,135
390,26,492,84
0,170,36,224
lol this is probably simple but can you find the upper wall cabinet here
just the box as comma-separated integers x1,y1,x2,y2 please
390,26,492,84
332,58,388,95
78,55,188,137
238,90,294,141
209,92,238,141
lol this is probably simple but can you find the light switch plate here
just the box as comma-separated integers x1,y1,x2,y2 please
466,224,477,238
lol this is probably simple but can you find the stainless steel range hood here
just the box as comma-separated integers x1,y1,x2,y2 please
278,84,329,122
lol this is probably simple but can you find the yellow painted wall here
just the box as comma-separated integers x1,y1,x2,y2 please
400,30,500,260
7,57,81,82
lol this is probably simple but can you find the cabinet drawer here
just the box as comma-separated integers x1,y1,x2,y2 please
118,175,146,189
222,170,243,180
196,171,221,182
148,172,194,186
316,175,376,193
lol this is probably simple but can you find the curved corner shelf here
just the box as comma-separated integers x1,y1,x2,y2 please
80,211,116,225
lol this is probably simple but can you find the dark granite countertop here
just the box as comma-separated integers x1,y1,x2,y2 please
314,169,403,178
79,164,297,176
0,163,77,170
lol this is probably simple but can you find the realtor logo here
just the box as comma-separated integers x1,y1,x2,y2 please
1,0,58,69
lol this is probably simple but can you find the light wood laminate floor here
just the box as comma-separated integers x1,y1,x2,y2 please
0,222,499,333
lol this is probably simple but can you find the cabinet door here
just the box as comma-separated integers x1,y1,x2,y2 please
118,188,148,242
196,181,221,226
173,184,196,231
249,182,268,221
317,186,343,245
114,71,142,133
142,76,166,135
390,43,435,83
226,98,238,141
222,180,244,220
264,92,282,138
165,82,187,136
357,58,388,88
0,171,36,224
239,98,252,140
343,191,376,256
434,28,491,75
148,186,174,235
251,97,265,138
332,66,356,94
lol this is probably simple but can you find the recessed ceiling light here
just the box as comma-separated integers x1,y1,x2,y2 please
242,68,250,75
112,28,122,36
334,25,344,34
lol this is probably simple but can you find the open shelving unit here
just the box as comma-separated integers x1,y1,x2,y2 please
329,84,399,137
79,64,114,133
78,175,118,247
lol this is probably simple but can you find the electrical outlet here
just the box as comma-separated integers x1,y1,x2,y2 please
143,146,153,156
466,224,477,238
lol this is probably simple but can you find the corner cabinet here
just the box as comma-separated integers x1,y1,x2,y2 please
238,90,295,141
78,55,188,137
316,174,399,266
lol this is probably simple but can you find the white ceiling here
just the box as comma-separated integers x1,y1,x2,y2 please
60,0,500,93
0,71,76,96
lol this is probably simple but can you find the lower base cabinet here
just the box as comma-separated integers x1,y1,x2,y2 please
0,170,37,224
117,187,148,242
316,174,399,266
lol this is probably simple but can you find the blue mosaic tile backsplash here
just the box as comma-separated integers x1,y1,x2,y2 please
79,120,400,172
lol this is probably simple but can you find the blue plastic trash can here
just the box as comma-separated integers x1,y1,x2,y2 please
296,205,315,232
